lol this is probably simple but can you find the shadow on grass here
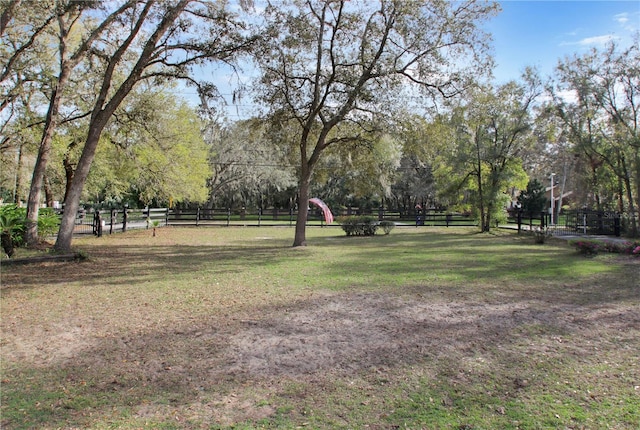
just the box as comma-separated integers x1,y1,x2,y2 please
2,280,638,428
2,227,638,428
1,242,307,292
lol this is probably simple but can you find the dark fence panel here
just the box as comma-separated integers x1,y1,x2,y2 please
559,210,621,236
506,211,549,233
65,206,480,236
165,207,476,227
506,209,621,237
66,207,169,236
65,206,623,237
168,207,300,227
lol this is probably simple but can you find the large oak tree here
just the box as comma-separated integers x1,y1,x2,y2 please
253,0,498,246
53,0,254,251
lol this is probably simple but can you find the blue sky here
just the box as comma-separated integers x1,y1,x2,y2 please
196,1,640,118
488,0,639,83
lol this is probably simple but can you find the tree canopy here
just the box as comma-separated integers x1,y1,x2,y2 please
3,0,639,252
253,0,498,245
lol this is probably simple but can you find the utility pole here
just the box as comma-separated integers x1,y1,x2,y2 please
550,173,555,225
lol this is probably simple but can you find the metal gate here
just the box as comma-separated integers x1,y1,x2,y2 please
560,210,621,236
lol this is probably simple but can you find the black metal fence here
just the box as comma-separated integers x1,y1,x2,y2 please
72,207,169,236
67,206,624,237
560,209,622,236
507,209,622,237
68,206,477,235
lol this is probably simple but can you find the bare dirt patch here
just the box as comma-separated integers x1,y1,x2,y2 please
3,279,639,426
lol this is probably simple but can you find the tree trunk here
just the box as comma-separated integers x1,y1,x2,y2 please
620,155,638,237
293,171,311,247
1,232,14,258
55,127,105,252
13,143,23,204
24,70,69,246
24,2,136,244
476,173,488,232
485,202,493,232
55,0,189,252
44,175,54,207
557,161,570,223
62,147,76,204
635,154,640,237
617,175,625,215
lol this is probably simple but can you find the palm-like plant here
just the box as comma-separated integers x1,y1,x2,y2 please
0,211,23,258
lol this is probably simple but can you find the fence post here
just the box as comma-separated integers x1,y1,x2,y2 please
165,208,169,226
517,210,522,234
196,207,200,227
110,209,116,234
94,211,103,237
258,207,262,226
289,207,293,227
227,208,231,226
122,205,128,232
597,212,604,234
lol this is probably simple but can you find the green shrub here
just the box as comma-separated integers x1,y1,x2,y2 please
0,205,25,247
37,208,60,239
338,216,379,236
379,220,395,235
0,205,25,257
0,205,61,251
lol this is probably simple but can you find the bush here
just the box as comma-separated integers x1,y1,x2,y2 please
570,239,640,257
338,216,379,236
379,220,395,235
0,204,61,250
531,227,551,244
37,208,60,239
0,205,25,248
0,205,24,257
571,239,602,255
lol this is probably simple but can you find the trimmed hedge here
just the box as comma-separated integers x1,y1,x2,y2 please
339,216,379,236
338,217,396,236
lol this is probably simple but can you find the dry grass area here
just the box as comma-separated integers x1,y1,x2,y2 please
1,226,639,429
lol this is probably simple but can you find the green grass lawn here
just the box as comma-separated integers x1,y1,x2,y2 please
1,226,638,429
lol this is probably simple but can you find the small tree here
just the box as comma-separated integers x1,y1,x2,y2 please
517,178,548,214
